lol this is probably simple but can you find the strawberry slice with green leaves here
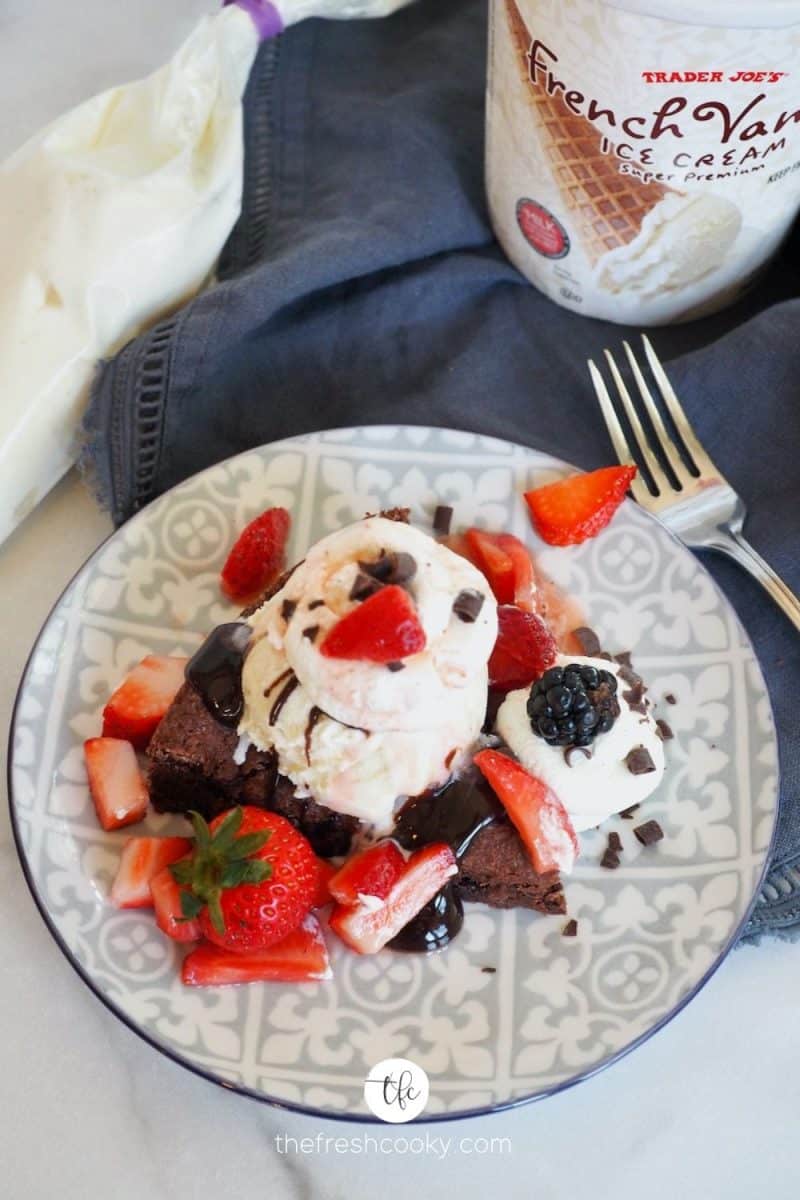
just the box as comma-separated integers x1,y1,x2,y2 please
220,506,291,602
320,584,426,664
171,807,318,954
488,605,557,693
110,836,192,908
525,465,637,547
150,862,201,942
328,840,406,908
102,655,188,749
181,914,332,986
473,749,578,874
328,843,457,954
84,737,149,831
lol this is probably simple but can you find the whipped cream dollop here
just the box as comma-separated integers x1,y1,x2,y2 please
496,655,665,832
239,517,498,830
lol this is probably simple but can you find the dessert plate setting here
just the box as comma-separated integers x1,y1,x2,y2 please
8,426,778,1120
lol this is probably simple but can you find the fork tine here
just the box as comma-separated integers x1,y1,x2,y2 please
622,341,693,488
602,350,674,498
641,335,719,477
587,359,653,504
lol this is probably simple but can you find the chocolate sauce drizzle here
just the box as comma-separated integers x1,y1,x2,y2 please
185,622,252,727
390,769,503,954
268,673,300,725
305,706,324,763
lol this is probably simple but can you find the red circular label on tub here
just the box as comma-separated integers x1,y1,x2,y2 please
516,199,570,259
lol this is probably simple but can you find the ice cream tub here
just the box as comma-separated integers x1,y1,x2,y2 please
486,0,800,324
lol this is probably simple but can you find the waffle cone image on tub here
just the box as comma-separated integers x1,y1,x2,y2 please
503,0,742,296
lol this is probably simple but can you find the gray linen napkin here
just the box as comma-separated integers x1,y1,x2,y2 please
85,0,800,939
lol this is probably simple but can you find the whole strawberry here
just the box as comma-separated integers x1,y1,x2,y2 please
171,806,318,954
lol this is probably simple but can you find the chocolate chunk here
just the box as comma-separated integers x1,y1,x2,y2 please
625,746,656,775
598,652,614,662
619,664,643,688
452,588,485,623
280,598,297,623
623,680,645,708
349,571,384,602
614,651,633,668
387,661,405,672
607,831,622,853
302,625,320,643
564,745,592,768
308,599,324,611
619,803,640,820
433,505,454,536
368,506,410,524
481,965,497,974
572,626,601,656
562,918,578,937
656,718,674,741
601,848,621,869
633,819,664,846
664,692,677,705
358,550,417,587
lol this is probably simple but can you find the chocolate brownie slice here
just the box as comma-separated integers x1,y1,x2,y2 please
456,823,566,913
147,682,358,858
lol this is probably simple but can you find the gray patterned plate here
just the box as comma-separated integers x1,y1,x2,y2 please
8,427,778,1120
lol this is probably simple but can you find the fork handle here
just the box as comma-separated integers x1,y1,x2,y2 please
709,528,800,633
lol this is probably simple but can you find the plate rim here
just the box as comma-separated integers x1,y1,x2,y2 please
7,424,781,1123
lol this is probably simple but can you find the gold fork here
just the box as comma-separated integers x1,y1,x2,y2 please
588,335,800,632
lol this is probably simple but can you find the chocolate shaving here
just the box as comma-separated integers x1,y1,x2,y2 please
601,848,621,870
607,831,622,853
280,598,297,623
572,626,601,656
623,680,645,707
304,706,324,763
433,505,454,536
445,748,458,769
263,667,293,698
481,966,497,974
619,664,643,688
664,692,677,705
634,819,664,846
302,625,320,643
387,661,405,672
625,746,656,775
308,599,324,611
366,506,410,524
349,571,384,602
619,803,640,820
452,588,484,624
269,673,299,725
564,745,592,767
614,651,633,668
562,919,578,937
656,718,674,741
598,651,614,662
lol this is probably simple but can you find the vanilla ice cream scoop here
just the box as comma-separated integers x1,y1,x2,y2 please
240,516,497,827
496,656,665,831
596,192,742,299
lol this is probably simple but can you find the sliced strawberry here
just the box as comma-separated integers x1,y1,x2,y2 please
496,533,536,612
102,655,188,749
465,529,515,604
328,843,457,955
488,605,557,693
110,836,191,908
220,506,291,602
473,749,578,874
328,840,406,907
84,737,149,831
181,914,331,986
525,465,637,547
311,857,337,909
320,584,426,664
150,862,201,942
439,533,481,567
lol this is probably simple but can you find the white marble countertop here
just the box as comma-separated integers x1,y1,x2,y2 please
1,6,798,1198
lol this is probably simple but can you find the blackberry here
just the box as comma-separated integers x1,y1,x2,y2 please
526,663,620,748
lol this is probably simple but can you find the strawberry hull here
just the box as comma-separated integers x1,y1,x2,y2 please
150,863,201,942
328,843,458,955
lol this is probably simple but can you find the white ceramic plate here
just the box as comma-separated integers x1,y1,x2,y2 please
8,427,778,1120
